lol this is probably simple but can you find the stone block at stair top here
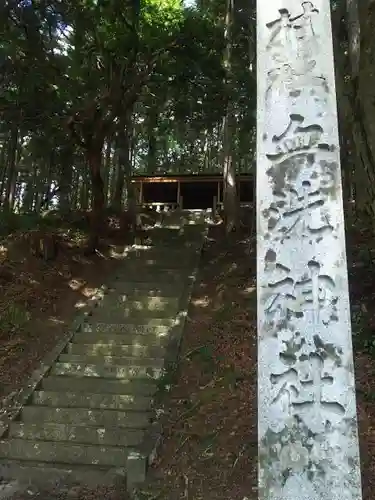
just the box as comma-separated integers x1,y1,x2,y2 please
51,362,163,380
32,390,153,411
58,354,164,369
66,342,165,359
71,331,169,347
8,422,144,447
20,406,151,429
41,376,158,396
0,438,133,467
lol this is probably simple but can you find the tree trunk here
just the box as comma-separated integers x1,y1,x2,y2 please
222,0,238,233
3,127,19,213
147,108,158,174
86,143,105,253
113,112,133,213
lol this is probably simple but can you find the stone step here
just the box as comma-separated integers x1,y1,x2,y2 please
95,298,180,313
8,422,144,447
51,362,163,380
110,270,192,283
58,354,164,369
41,376,157,396
0,460,125,486
111,297,180,309
83,318,176,331
145,225,204,234
92,306,177,320
72,331,169,347
20,406,151,428
109,295,180,309
66,342,165,359
32,391,153,411
124,248,197,260
0,438,132,468
122,255,197,268
108,282,184,296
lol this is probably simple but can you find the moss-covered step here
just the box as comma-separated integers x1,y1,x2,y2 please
71,331,170,347
82,319,176,332
120,256,197,269
108,281,184,296
41,376,158,396
58,353,164,369
51,362,163,380
109,270,191,284
32,391,153,411
66,342,165,359
91,306,178,321
100,297,180,312
8,422,144,447
0,439,133,467
19,406,151,428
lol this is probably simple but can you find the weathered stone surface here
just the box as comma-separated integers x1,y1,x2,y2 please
81,322,173,335
32,391,153,411
58,354,164,369
51,362,163,380
66,342,165,358
111,270,192,284
257,2,362,499
103,296,180,310
9,422,144,447
20,406,151,428
72,331,169,347
41,376,158,396
93,304,178,320
0,439,131,467
108,281,183,296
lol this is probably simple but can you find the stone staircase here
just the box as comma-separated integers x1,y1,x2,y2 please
0,210,208,493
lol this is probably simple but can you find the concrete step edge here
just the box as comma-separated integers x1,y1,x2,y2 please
51,362,163,380
0,459,127,487
0,438,134,468
70,333,169,347
58,354,164,368
32,391,153,411
8,422,145,447
20,406,152,428
66,343,165,357
41,376,158,396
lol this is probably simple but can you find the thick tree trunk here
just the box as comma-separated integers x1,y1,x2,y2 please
222,0,238,233
222,105,238,232
86,144,105,253
333,0,375,217
3,127,19,213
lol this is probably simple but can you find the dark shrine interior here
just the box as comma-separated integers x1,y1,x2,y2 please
142,179,254,209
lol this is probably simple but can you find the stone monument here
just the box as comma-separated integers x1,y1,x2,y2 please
256,1,363,499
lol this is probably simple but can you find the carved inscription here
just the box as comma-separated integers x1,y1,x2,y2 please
258,2,362,497
263,180,334,243
264,254,338,325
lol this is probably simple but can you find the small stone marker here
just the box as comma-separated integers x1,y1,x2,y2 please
256,2,363,499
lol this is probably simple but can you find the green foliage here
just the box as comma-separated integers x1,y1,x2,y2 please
0,0,256,215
